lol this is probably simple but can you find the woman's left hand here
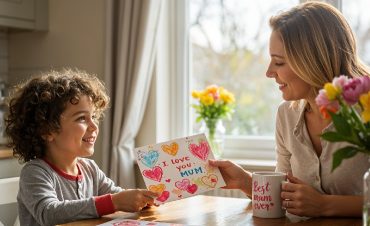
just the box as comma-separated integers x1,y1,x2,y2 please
281,173,325,217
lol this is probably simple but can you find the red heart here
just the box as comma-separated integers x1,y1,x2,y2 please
165,179,171,183
189,141,210,161
156,191,170,202
186,184,198,194
143,166,163,182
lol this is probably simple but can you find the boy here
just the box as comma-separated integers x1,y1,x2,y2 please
5,69,158,226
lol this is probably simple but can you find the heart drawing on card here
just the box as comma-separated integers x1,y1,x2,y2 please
175,179,191,191
143,166,163,182
156,191,170,202
188,141,210,161
161,142,179,156
140,150,159,168
148,184,166,194
201,174,218,188
186,184,198,194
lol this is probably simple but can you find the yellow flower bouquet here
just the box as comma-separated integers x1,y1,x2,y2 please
191,85,235,157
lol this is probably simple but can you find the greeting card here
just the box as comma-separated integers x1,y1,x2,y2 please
98,219,184,226
134,133,226,205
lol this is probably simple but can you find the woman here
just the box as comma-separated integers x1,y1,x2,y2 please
210,1,370,217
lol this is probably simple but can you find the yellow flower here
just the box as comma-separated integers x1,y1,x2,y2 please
191,90,201,99
360,92,370,110
206,85,219,95
362,110,370,123
360,92,370,122
220,90,235,104
324,83,340,100
200,93,214,106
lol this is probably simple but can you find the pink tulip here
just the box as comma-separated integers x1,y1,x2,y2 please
332,75,350,90
315,89,340,119
342,78,364,105
360,76,370,93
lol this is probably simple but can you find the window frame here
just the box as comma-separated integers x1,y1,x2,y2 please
167,0,342,160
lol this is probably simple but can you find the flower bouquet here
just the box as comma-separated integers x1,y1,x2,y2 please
191,85,235,158
315,75,370,171
317,75,370,225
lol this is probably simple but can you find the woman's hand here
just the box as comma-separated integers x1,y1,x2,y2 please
281,173,325,217
209,159,252,197
111,189,159,212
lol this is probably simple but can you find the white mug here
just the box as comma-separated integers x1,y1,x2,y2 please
252,171,286,218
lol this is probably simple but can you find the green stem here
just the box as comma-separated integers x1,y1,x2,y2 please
340,99,367,133
205,119,217,141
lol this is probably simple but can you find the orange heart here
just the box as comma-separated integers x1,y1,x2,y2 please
201,174,218,188
161,142,179,156
149,184,166,194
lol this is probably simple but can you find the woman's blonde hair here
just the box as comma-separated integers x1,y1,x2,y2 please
270,1,370,99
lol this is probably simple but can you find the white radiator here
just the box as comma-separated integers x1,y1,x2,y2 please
203,188,246,198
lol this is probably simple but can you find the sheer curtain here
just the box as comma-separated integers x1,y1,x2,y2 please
102,0,162,188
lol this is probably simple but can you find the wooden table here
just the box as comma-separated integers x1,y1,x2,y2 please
60,195,362,226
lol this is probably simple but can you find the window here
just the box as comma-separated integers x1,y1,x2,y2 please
187,0,298,159
342,0,370,65
166,0,369,160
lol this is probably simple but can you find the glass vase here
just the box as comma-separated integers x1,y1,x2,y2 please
364,167,370,226
199,119,225,159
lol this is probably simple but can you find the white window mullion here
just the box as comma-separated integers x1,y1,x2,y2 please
169,0,190,139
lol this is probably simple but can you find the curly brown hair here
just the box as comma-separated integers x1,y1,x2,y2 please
5,69,110,163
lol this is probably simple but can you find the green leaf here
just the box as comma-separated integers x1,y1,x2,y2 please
329,112,351,137
321,131,362,145
320,131,358,144
332,146,359,172
320,132,346,142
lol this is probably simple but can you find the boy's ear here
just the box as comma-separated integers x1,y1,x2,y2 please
42,134,54,142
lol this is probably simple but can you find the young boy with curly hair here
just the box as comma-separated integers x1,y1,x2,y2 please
5,69,158,226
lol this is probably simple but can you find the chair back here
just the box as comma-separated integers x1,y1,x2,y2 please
0,177,19,205
0,177,20,226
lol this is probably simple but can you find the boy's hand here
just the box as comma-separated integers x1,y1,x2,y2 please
111,189,159,212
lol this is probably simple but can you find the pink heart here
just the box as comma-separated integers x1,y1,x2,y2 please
143,166,163,182
186,184,198,194
189,141,210,161
156,191,170,202
175,179,190,190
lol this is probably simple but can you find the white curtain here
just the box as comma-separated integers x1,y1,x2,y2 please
102,0,162,188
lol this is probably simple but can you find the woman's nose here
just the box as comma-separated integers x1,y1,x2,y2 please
266,69,276,78
266,64,275,78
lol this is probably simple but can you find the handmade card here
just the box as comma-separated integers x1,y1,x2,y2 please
134,133,226,205
98,219,184,226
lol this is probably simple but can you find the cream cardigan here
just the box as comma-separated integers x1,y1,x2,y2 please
275,101,369,195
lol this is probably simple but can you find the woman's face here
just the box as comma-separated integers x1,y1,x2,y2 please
266,30,312,101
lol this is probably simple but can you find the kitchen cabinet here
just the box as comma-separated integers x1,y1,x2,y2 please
0,0,48,30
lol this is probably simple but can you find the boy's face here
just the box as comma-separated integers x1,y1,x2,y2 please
48,95,98,159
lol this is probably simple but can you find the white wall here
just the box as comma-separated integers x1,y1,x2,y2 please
2,0,160,187
7,0,106,166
